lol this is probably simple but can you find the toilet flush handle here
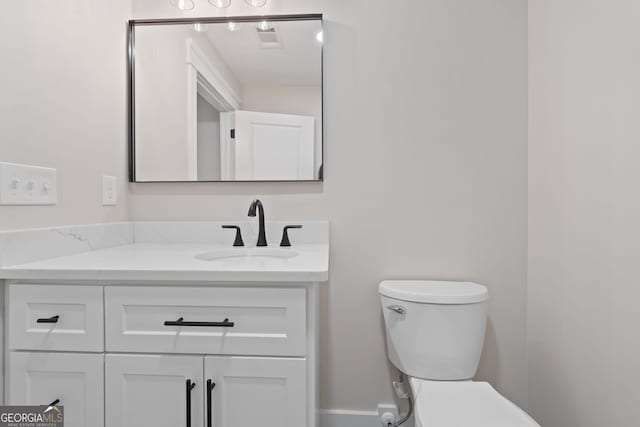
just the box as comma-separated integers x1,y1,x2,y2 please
387,305,406,315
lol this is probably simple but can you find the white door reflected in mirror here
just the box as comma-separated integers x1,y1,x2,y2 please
231,111,314,181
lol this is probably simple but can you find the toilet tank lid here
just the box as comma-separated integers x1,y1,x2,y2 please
378,280,488,304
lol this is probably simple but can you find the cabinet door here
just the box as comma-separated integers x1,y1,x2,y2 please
106,354,203,427
204,356,306,427
7,352,104,427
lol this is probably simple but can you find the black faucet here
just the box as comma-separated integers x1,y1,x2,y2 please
248,199,267,247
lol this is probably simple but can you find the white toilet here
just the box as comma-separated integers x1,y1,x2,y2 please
379,280,539,427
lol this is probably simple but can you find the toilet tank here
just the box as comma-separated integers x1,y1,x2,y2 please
379,281,489,381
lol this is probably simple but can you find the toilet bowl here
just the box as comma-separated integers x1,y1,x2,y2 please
379,280,539,427
410,379,538,426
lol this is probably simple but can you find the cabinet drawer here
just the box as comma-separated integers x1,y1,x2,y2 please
8,284,104,352
105,286,307,356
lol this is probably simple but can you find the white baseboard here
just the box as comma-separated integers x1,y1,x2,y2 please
319,409,380,427
319,409,414,427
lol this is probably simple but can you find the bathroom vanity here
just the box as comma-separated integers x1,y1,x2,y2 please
0,221,329,427
0,11,328,426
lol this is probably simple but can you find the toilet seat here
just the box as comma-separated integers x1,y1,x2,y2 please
410,378,540,427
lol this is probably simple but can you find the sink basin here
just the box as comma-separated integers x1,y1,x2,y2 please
195,248,299,262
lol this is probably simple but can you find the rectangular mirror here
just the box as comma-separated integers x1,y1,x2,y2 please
129,14,323,182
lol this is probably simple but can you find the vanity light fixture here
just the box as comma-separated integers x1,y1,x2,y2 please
208,0,231,7
172,0,266,9
170,0,195,10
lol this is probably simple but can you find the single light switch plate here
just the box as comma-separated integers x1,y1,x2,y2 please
102,176,117,206
0,162,57,205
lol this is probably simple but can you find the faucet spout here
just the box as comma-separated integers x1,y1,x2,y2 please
248,199,267,247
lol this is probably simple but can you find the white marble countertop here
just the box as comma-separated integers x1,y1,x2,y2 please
0,221,329,283
0,243,329,282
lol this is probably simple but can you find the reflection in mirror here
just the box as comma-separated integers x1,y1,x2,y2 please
130,15,323,182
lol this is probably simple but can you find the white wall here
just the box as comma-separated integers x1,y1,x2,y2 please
134,26,241,181
0,0,131,229
197,95,222,180
528,1,640,425
131,0,529,412
134,26,192,181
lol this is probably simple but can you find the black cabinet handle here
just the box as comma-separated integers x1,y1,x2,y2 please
37,315,59,324
47,399,60,408
280,225,303,247
186,379,196,427
164,317,235,328
222,225,244,247
206,379,216,427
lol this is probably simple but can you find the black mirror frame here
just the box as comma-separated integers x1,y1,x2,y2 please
127,13,324,183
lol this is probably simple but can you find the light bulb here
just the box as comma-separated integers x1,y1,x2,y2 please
245,0,267,7
170,0,195,10
209,0,231,7
194,23,206,32
227,22,239,31
257,20,270,31
316,31,323,43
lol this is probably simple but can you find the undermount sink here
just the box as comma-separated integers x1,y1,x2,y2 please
195,248,300,262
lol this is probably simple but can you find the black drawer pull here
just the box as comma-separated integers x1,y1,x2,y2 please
47,399,60,408
37,315,60,324
206,379,216,427
186,380,196,427
164,317,235,328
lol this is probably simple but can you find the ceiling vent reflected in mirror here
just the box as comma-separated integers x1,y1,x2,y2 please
257,26,281,49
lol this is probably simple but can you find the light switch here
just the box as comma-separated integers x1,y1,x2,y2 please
0,162,57,205
102,175,117,206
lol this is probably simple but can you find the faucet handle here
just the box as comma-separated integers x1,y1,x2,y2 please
280,225,303,247
222,225,244,247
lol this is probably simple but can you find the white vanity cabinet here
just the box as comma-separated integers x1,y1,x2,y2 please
5,282,319,427
106,354,307,427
